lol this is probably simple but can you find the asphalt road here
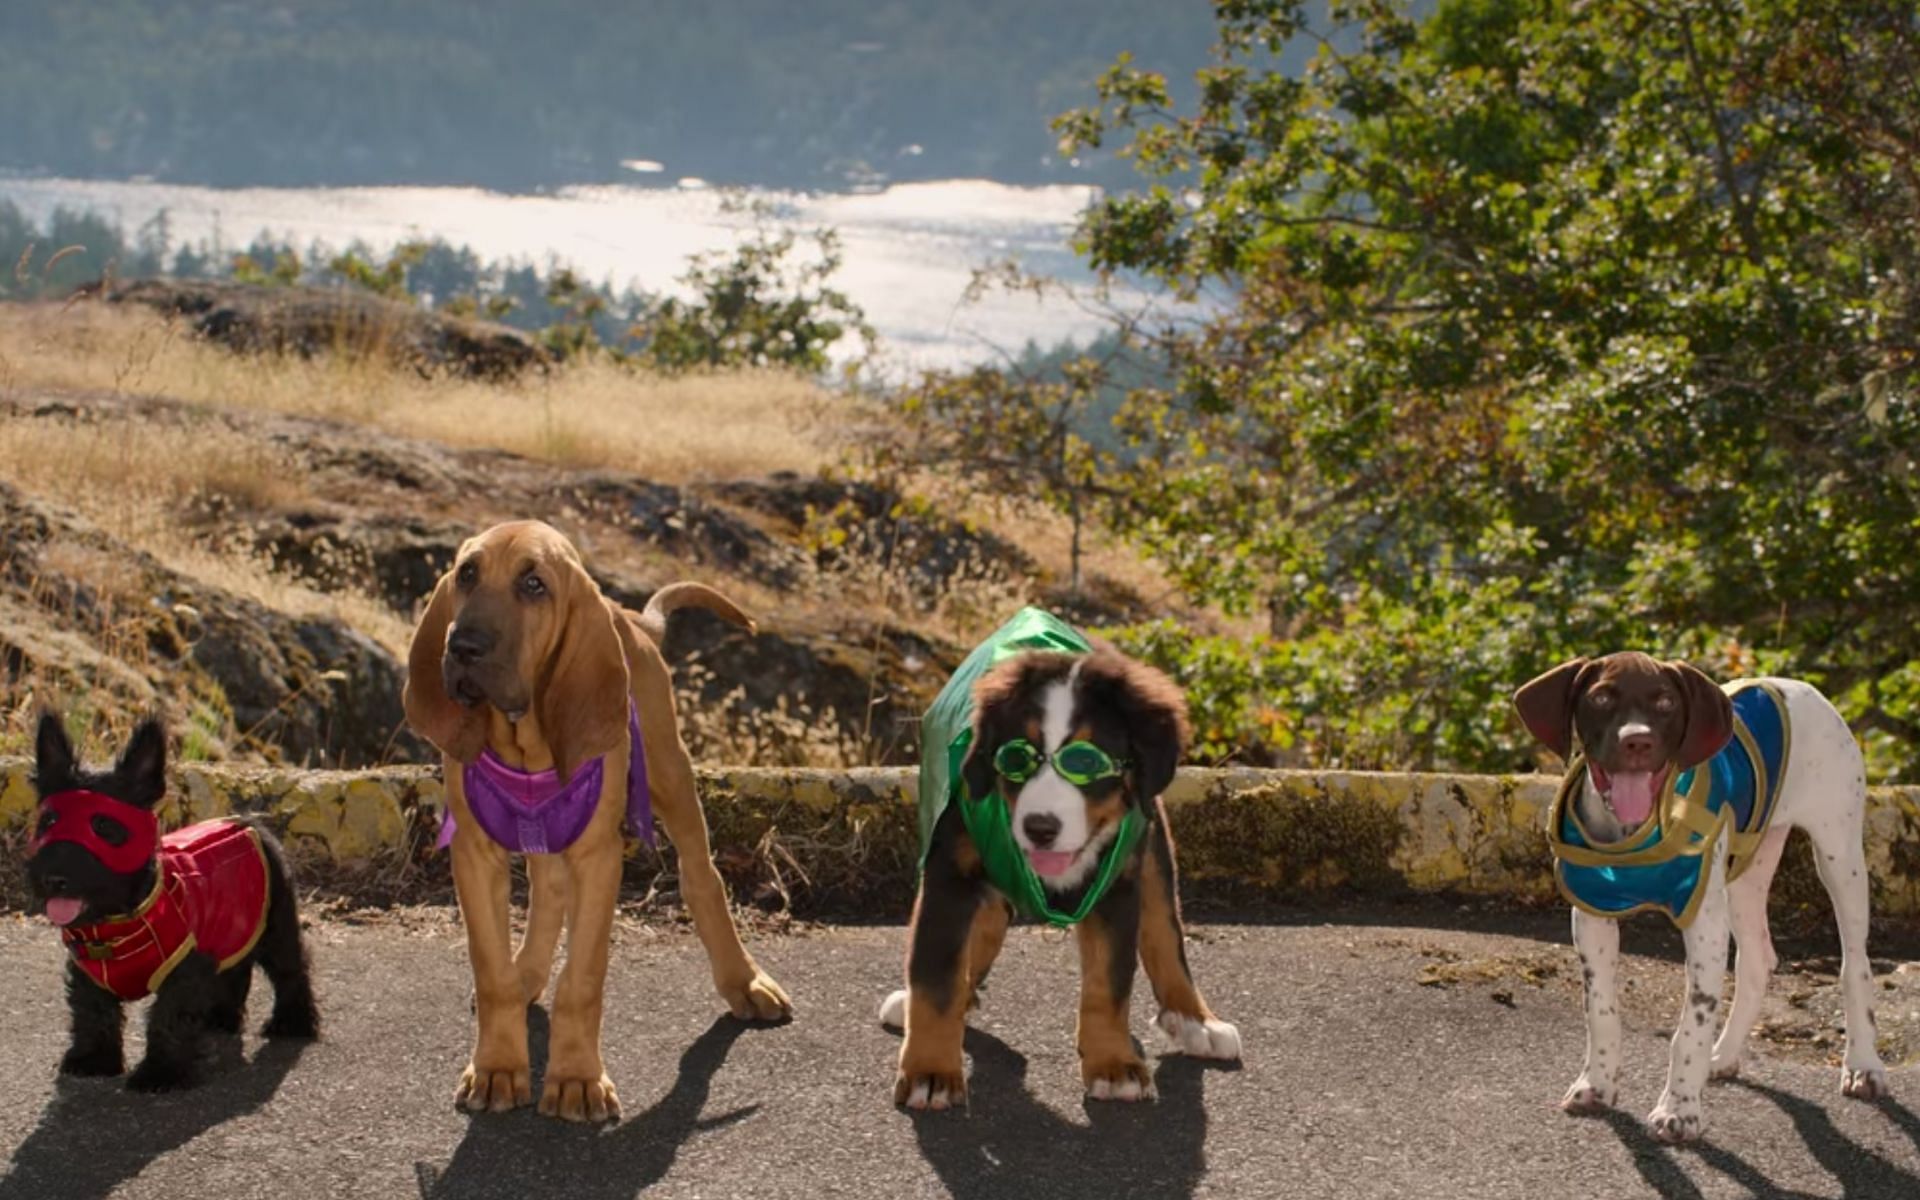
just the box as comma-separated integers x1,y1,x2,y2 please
0,907,1916,1200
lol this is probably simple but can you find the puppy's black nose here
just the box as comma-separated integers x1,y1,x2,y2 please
448,625,495,665
1022,813,1062,848
41,874,66,894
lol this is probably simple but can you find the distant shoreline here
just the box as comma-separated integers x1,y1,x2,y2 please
0,164,1108,203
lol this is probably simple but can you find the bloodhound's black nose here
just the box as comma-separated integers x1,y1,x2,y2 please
1022,813,1062,848
448,625,496,665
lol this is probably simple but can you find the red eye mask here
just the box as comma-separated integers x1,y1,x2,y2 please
31,790,159,875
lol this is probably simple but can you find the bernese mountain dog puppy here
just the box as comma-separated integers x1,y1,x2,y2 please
881,628,1241,1111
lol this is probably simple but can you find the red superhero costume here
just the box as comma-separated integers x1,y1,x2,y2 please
33,790,272,1001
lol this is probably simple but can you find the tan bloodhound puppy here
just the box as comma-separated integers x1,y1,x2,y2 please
404,520,790,1122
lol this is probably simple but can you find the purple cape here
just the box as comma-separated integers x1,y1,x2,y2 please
437,704,655,854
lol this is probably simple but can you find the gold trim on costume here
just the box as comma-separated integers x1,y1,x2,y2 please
145,931,199,992
216,829,273,971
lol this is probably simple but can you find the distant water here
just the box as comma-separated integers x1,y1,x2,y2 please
0,176,1144,371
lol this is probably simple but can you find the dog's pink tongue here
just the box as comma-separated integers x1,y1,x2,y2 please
1026,849,1076,878
1607,772,1658,826
44,898,83,927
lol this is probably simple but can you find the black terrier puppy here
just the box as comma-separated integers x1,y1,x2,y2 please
27,712,319,1091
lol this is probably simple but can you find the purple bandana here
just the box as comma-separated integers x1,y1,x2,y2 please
437,704,655,855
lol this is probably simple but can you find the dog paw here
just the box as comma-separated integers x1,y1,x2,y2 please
263,1006,319,1040
1084,1057,1156,1102
1156,1010,1241,1061
1708,1054,1741,1082
539,1072,621,1123
878,988,907,1030
895,1065,966,1112
127,1060,192,1093
1648,1094,1706,1144
720,968,792,1022
1842,1063,1891,1101
456,1060,532,1114
58,1047,124,1078
1559,1076,1617,1113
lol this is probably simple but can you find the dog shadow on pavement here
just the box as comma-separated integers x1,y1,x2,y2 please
0,1037,308,1200
908,1027,1225,1200
416,1007,760,1200
1600,1083,1920,1200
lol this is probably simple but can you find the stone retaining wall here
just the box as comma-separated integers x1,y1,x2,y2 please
4,761,1917,915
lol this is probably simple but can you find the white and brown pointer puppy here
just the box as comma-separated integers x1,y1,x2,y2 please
1516,654,1887,1143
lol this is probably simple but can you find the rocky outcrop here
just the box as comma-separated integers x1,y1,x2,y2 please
0,386,1007,768
0,483,422,767
110,278,547,380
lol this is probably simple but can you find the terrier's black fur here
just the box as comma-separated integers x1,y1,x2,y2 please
27,712,318,1092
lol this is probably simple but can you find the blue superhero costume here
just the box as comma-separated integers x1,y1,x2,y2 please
1547,681,1791,929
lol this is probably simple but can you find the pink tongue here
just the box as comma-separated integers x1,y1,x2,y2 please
44,898,83,927
1026,849,1077,877
1607,772,1657,826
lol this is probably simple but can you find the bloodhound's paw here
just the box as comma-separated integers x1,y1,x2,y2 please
539,1072,622,1123
878,988,907,1030
456,1059,533,1114
1084,1055,1156,1102
1841,1062,1890,1101
1156,1009,1241,1061
719,967,792,1022
1560,1075,1617,1114
1647,1092,1705,1144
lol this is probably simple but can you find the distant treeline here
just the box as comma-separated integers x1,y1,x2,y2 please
0,201,649,346
0,1,1219,191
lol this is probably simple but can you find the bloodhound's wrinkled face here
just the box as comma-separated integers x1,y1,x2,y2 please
437,523,588,723
405,520,631,780
961,648,1189,892
1514,652,1734,833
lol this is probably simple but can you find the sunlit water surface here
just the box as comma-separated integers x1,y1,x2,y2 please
1,176,1150,370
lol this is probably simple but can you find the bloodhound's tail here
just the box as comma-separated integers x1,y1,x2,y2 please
638,582,756,643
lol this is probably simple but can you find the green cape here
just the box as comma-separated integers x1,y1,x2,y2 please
917,606,1146,926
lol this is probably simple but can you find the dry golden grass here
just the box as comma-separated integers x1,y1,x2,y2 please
0,415,412,657
0,301,854,483
897,474,1222,635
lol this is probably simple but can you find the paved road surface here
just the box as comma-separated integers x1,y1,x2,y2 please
0,908,1915,1199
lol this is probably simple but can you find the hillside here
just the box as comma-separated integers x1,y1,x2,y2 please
0,289,1186,769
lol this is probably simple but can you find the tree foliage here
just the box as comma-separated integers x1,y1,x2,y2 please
1035,0,1920,775
634,222,874,374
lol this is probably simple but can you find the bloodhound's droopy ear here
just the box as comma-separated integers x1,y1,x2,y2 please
404,571,488,763
535,561,631,784
1665,658,1734,769
1513,657,1593,762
